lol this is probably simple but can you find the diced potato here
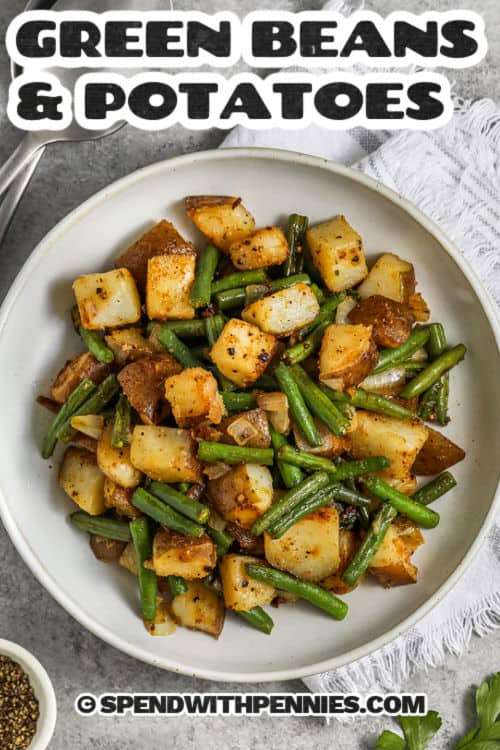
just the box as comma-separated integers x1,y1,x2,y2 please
220,408,271,448
144,600,177,636
90,535,126,563
321,529,362,595
103,478,142,519
242,283,319,337
104,328,162,366
358,253,416,304
349,411,428,493
116,219,197,291
229,227,289,270
408,293,430,323
59,447,105,515
119,542,138,575
369,520,424,587
97,423,143,489
209,319,277,388
413,427,466,475
51,352,110,404
146,254,196,321
219,554,276,611
319,323,378,390
348,295,414,349
208,463,273,528
171,580,225,638
185,195,255,252
118,353,181,425
306,216,368,292
152,528,216,579
130,425,202,483
293,418,349,458
264,507,340,582
73,268,141,330
164,368,226,427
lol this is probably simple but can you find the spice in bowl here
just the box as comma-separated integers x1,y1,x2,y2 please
0,655,39,749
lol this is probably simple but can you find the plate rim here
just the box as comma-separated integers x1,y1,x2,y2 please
0,146,499,683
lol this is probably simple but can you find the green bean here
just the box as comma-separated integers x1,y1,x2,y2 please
130,518,157,621
361,476,440,529
310,283,326,306
427,323,447,359
207,526,233,557
149,481,209,524
132,488,205,537
222,392,257,412
245,284,269,306
331,484,372,508
246,564,348,621
190,243,220,308
71,306,114,364
111,394,131,449
284,318,330,366
302,248,324,286
436,374,450,426
399,344,466,399
237,606,274,634
176,482,191,494
298,292,346,339
251,472,331,536
269,425,304,489
41,378,96,458
149,319,206,338
412,472,457,506
267,484,337,538
168,575,188,597
278,446,390,479
253,373,279,391
342,503,398,585
197,441,274,466
289,365,350,436
268,274,311,293
70,511,132,541
211,270,268,295
216,274,311,311
57,374,120,443
372,327,431,375
321,385,414,421
274,364,322,447
204,315,226,347
283,214,309,276
417,380,442,421
157,327,203,369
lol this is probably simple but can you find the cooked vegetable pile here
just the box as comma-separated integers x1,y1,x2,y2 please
39,196,467,638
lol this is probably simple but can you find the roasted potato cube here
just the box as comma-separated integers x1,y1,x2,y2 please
164,367,226,427
59,447,105,515
104,328,162,366
293,418,349,458
144,599,177,636
119,542,138,575
130,425,202,483
97,423,143,489
146,254,196,321
103,478,142,519
349,411,428,494
51,352,110,404
209,319,277,388
220,554,276,611
171,580,225,638
73,268,141,330
306,216,368,292
264,507,340,582
90,535,127,563
348,295,414,348
115,219,196,291
152,528,216,579
321,529,362,595
118,353,181,425
408,292,430,323
208,463,273,528
413,427,466,475
319,323,378,390
185,195,255,252
358,253,416,304
242,283,319,337
220,408,271,448
229,227,289,270
369,521,424,587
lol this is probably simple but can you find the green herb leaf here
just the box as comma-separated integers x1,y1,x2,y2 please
455,673,500,749
400,711,442,750
375,730,407,750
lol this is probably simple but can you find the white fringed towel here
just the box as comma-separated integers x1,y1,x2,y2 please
221,1,500,694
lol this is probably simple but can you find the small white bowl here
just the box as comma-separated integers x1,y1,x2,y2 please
0,639,56,750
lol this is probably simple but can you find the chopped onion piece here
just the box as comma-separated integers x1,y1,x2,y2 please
335,296,358,324
269,410,290,435
226,417,258,446
208,509,227,532
70,414,104,439
408,347,428,362
256,392,288,413
203,462,231,480
360,367,407,395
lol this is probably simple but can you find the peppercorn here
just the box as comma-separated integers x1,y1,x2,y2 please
0,656,39,749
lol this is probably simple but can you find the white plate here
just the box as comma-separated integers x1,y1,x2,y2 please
0,148,499,683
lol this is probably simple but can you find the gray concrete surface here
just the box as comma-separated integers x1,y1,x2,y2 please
0,1,499,747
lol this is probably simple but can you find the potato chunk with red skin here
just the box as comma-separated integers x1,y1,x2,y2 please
130,425,202,483
185,196,255,252
116,219,196,291
104,328,162,366
413,427,466,475
306,216,368,292
242,283,320,337
164,367,226,427
146,254,196,321
207,463,273,528
151,528,216,579
219,554,276,611
103,478,142,519
348,295,414,349
118,353,181,425
319,323,378,391
73,268,141,330
171,580,225,638
209,319,277,388
50,352,110,404
369,520,424,587
229,227,290,270
358,253,416,305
